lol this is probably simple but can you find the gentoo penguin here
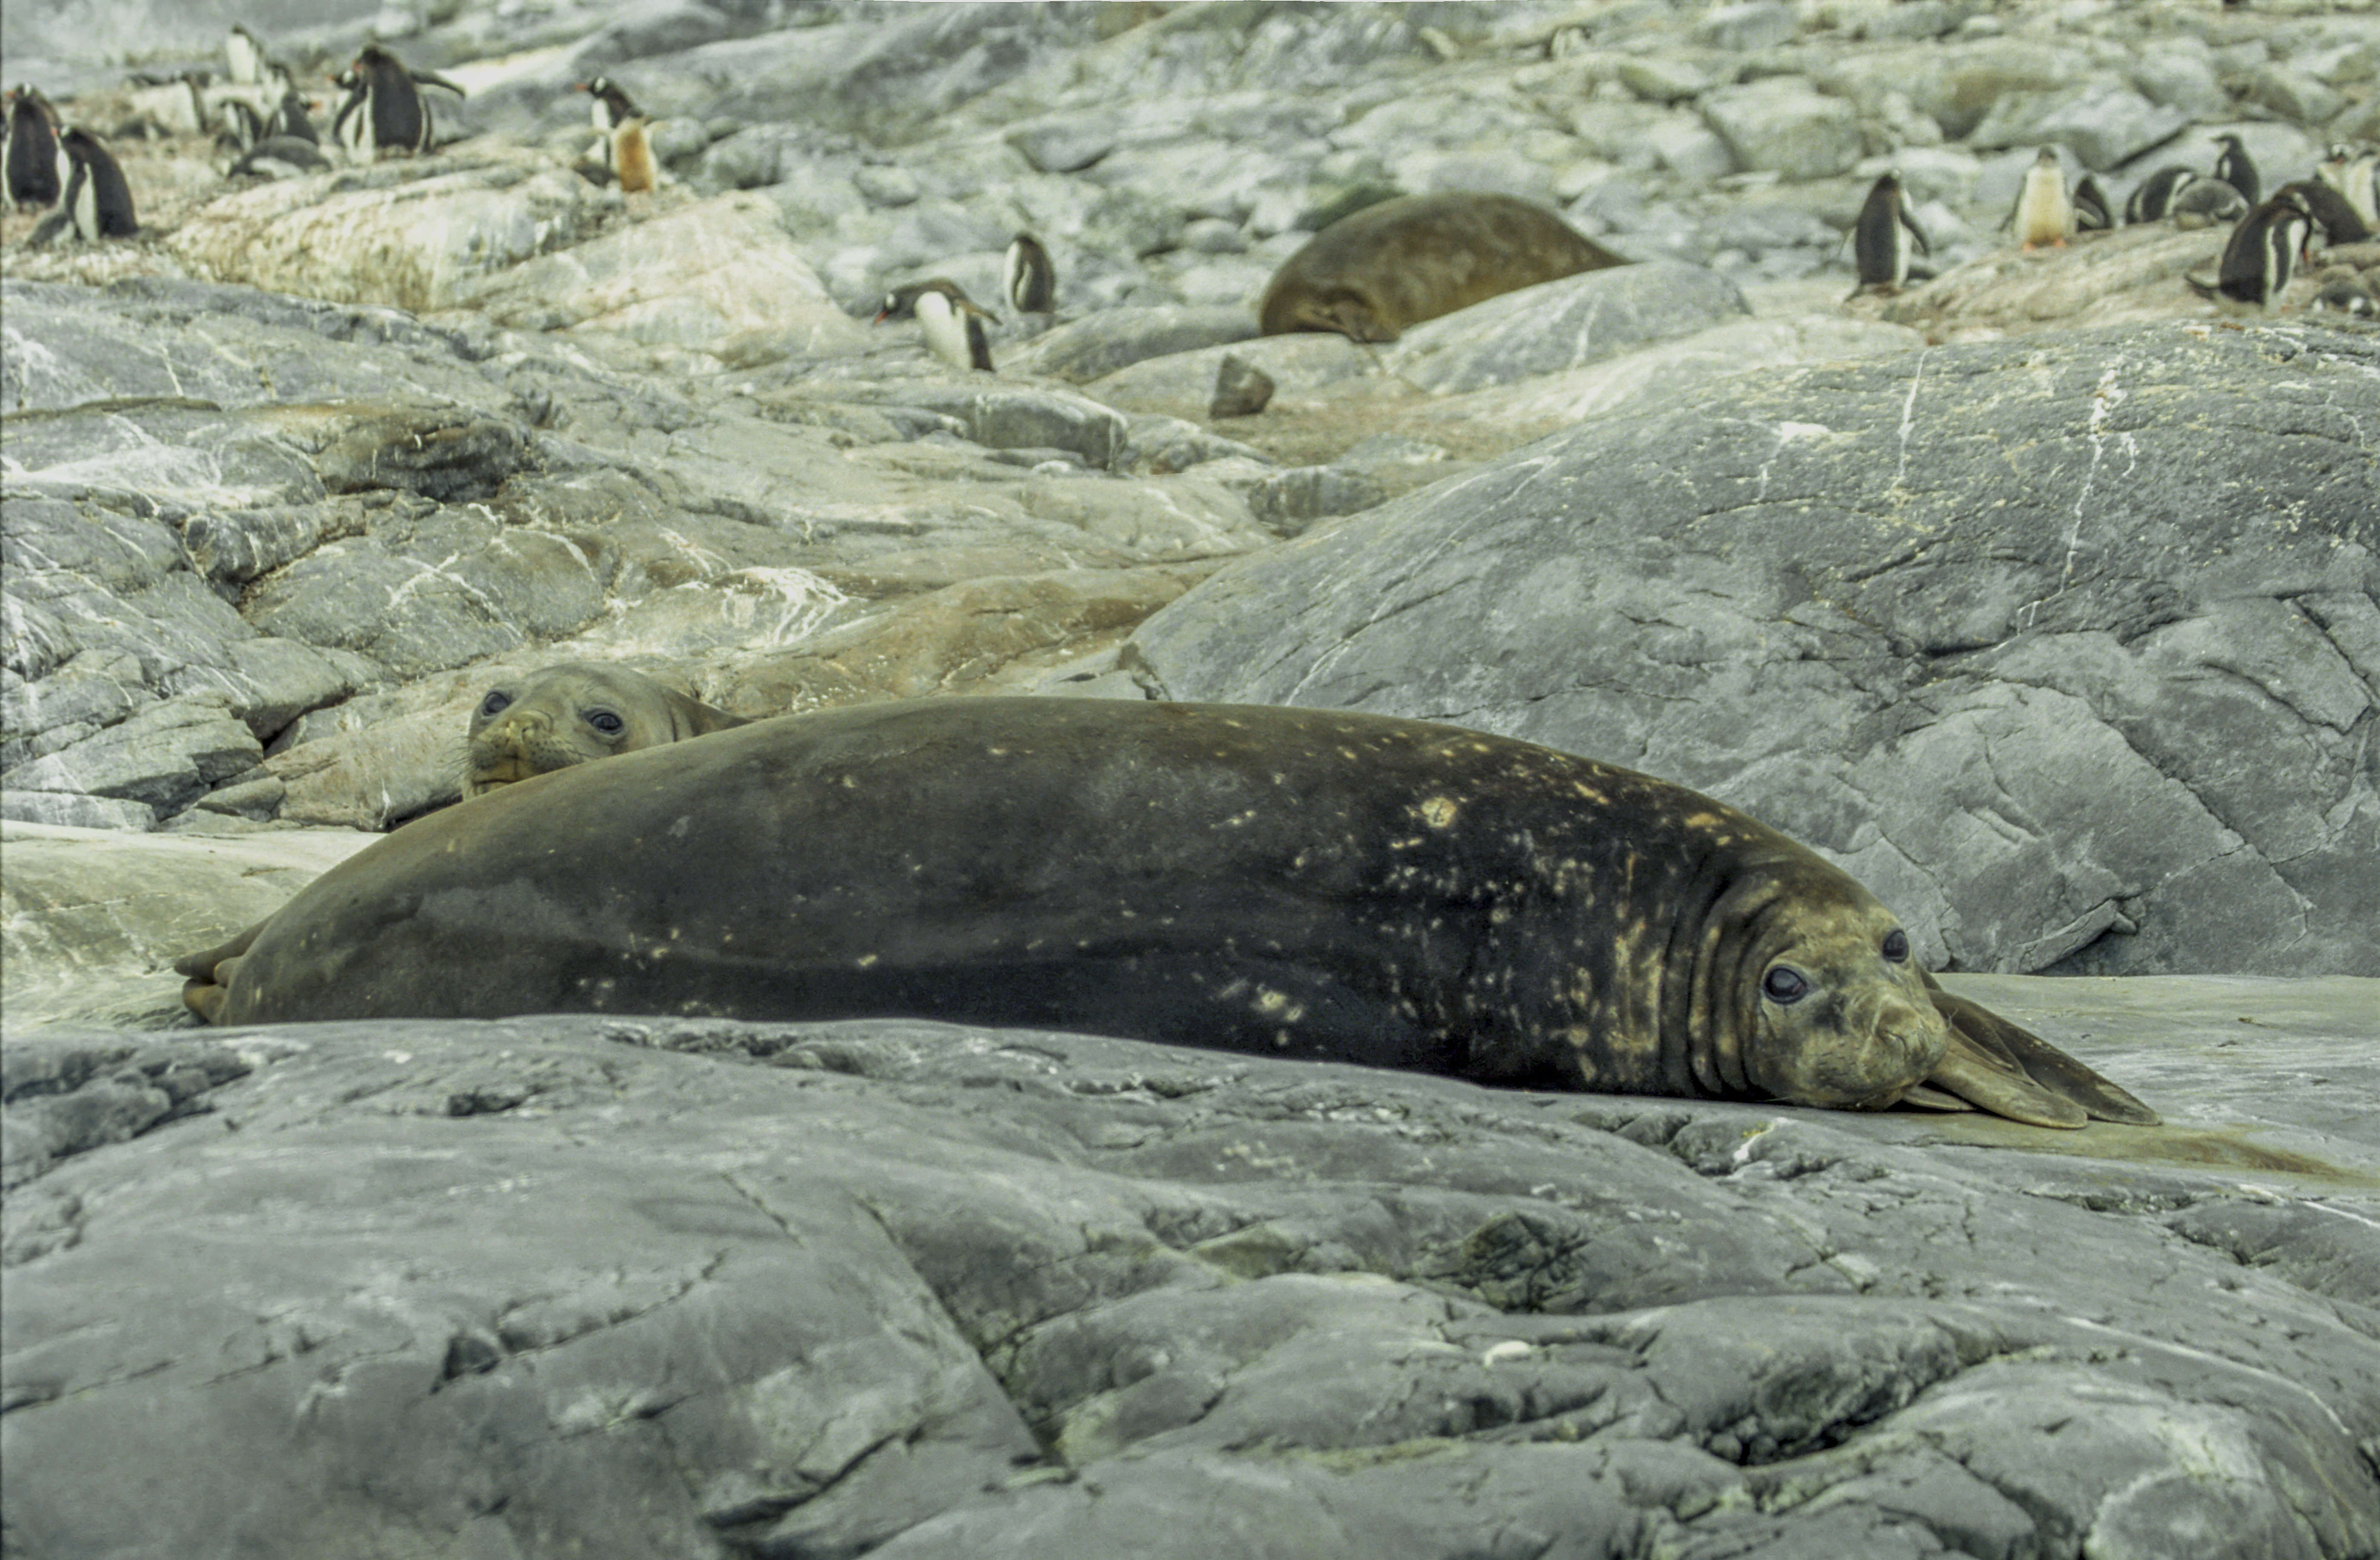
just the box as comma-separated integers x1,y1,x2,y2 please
3,85,63,210
2309,269,2376,318
2317,144,2379,231
266,88,318,146
215,96,266,154
2277,179,2372,245
2187,190,2312,310
1849,171,1928,293
2210,133,2260,206
573,78,651,191
1005,231,1056,313
228,134,331,179
2167,177,2248,231
2125,166,2198,225
31,127,137,242
333,45,463,159
225,24,270,86
875,279,999,372
2013,146,2071,251
2071,174,2112,232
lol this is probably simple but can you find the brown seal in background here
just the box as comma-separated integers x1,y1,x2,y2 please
1258,191,1626,343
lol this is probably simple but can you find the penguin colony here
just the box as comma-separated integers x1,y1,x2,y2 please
2,23,2372,339
1845,133,2380,313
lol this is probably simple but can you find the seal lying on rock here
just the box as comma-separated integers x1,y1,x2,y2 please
177,699,2155,1129
1258,192,1626,343
463,661,744,796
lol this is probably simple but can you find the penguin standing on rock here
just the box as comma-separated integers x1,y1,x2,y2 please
876,279,999,372
333,45,463,159
3,85,64,210
2014,147,2071,251
573,77,652,192
1005,232,1055,314
2210,134,2261,206
2277,179,2371,245
2187,190,2313,310
1849,171,1928,293
31,126,137,243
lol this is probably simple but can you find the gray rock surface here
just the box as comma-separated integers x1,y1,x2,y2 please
1129,321,2378,979
3,977,2374,1557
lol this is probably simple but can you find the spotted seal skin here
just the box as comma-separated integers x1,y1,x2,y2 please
463,661,745,797
1258,192,1626,344
174,700,2154,1129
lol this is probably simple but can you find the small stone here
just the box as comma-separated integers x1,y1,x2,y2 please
1616,57,1712,105
853,164,921,208
1210,356,1275,420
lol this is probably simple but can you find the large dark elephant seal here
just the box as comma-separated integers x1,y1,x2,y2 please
463,662,745,796
1258,191,1627,343
177,699,2154,1129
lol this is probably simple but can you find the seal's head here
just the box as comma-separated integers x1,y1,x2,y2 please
463,662,743,797
1742,895,1947,1110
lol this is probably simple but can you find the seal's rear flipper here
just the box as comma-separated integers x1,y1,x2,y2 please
1892,1083,1975,1113
175,922,263,1025
1921,977,2161,1127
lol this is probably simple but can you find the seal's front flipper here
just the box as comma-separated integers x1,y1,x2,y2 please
175,922,263,1024
1921,978,2161,1127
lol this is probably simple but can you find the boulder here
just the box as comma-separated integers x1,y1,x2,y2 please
1383,262,1751,395
1698,78,1863,181
165,151,611,314
1968,83,2189,172
451,191,872,366
1,983,2372,1556
1127,321,2379,978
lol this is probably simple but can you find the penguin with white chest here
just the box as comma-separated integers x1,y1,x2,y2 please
2187,190,2313,311
573,78,653,193
2210,134,2261,206
333,45,463,159
876,279,999,372
1849,171,1929,293
31,126,137,243
1005,232,1055,314
2013,147,2071,251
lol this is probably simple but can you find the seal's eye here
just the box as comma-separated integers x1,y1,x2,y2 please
1882,929,1909,962
585,709,625,736
479,691,510,717
1762,966,1809,1005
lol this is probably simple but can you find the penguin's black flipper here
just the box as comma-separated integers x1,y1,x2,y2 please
412,69,467,98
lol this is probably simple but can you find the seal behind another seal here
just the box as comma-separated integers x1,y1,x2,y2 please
1258,191,1626,343
463,661,745,797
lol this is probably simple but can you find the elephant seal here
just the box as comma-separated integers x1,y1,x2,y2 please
177,699,2155,1129
1258,192,1627,343
463,662,744,797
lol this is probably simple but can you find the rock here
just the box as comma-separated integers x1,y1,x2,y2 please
1126,322,2378,978
1005,306,1260,384
452,191,872,367
0,820,376,1029
1616,57,1713,105
868,384,1131,472
1383,262,1751,395
1968,82,2189,172
1695,1,1798,51
2243,63,2346,126
1005,112,1117,175
1,695,263,819
1246,466,1388,536
164,151,611,313
2130,48,2230,120
1881,223,2226,339
316,413,533,504
1699,78,1863,181
0,981,2372,1554
1209,354,1274,418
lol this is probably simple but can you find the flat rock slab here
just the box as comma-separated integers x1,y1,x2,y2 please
1127,319,2380,980
0,822,377,1029
3,975,2374,1558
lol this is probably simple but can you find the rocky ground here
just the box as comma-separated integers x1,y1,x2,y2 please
3,0,2377,1554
